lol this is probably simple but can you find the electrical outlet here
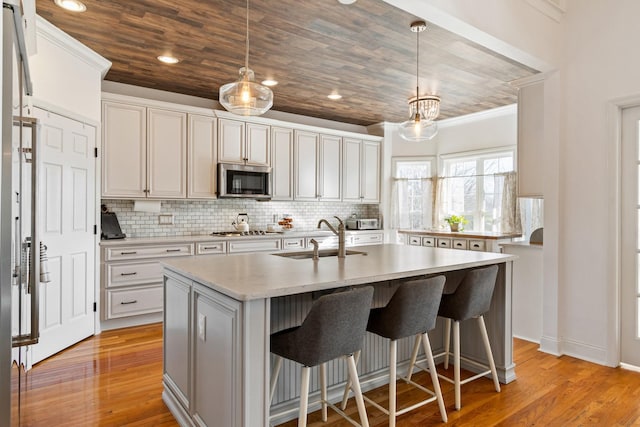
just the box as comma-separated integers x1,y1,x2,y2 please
198,313,206,342
158,214,174,225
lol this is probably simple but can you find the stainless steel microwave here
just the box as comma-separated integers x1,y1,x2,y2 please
217,163,272,200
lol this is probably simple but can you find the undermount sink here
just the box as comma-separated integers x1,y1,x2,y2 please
273,249,367,260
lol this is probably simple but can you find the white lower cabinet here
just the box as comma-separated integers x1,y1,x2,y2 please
106,285,163,319
227,238,281,253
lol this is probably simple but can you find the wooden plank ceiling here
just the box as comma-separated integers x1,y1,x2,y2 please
35,0,539,126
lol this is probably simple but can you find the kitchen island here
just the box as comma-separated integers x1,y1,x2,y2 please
161,243,516,427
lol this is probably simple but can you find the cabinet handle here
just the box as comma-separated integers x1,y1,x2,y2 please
203,246,219,250
473,244,480,248
120,272,137,276
120,300,138,305
120,251,137,255
166,249,182,253
286,242,298,246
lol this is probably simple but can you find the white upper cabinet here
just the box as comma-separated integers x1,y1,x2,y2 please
294,130,319,200
102,101,147,198
147,108,187,198
516,77,544,197
342,138,380,203
318,135,341,201
218,118,270,166
102,101,187,199
188,114,217,199
271,127,294,201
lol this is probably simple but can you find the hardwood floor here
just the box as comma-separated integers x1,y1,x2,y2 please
11,323,640,426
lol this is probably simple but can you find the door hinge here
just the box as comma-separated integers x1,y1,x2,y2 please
93,302,97,312
93,224,97,235
94,147,98,158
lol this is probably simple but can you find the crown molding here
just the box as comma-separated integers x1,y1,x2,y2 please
36,15,111,78
437,104,517,129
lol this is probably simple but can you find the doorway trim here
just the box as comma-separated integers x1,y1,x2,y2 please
607,94,640,367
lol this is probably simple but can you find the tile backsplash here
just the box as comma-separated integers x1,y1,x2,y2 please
102,199,380,238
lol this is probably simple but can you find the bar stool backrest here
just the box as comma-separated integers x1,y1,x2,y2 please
367,276,445,340
438,265,499,321
294,286,374,366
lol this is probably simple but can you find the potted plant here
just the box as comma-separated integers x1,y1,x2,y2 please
445,214,468,232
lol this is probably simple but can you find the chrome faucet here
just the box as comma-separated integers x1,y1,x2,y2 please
309,238,320,260
317,216,346,258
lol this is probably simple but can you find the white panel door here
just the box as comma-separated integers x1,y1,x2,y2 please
621,106,640,367
218,118,245,164
342,138,362,202
361,141,380,203
187,114,217,199
33,108,95,364
293,130,318,200
271,127,294,201
147,108,187,198
101,102,146,198
245,122,270,166
318,135,341,201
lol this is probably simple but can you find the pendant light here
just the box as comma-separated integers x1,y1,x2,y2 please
219,0,274,116
398,21,440,142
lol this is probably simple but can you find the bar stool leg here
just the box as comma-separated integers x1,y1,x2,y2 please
478,315,501,392
346,354,370,427
389,340,397,427
405,335,421,381
340,350,360,410
298,366,311,427
453,320,461,410
320,363,328,422
421,332,447,422
270,356,283,404
443,318,452,370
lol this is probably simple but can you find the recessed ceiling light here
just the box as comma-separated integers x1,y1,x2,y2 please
328,93,342,100
262,79,278,87
54,0,86,12
338,0,357,4
157,55,180,64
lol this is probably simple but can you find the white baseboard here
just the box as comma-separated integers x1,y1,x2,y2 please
539,335,562,356
561,338,607,365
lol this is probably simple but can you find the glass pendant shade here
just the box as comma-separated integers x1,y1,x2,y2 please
398,95,440,141
219,67,273,116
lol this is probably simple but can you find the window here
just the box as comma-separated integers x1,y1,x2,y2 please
441,150,515,232
391,158,435,230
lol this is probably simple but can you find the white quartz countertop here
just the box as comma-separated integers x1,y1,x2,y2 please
162,243,517,301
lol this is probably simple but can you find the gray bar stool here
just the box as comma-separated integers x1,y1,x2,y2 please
269,286,374,427
341,276,448,427
407,265,501,411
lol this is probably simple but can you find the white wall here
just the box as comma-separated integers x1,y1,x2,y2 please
29,17,110,123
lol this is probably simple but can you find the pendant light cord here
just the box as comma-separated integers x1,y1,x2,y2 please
245,0,250,71
415,24,419,99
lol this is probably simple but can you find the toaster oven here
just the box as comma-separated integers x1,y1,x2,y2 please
345,218,379,230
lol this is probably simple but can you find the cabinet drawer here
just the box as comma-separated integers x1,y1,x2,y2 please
422,237,436,247
106,285,163,319
408,236,421,246
437,238,452,248
107,262,163,288
307,236,339,248
452,239,468,250
468,240,486,251
196,241,227,255
228,239,281,253
105,243,194,261
282,238,305,250
352,233,383,246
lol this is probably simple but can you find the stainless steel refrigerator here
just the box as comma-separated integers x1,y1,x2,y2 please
1,2,37,426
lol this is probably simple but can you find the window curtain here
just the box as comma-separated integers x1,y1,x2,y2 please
499,171,522,234
390,177,436,230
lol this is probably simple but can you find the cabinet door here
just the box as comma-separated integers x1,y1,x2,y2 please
187,114,217,199
164,274,191,410
218,118,245,164
294,130,319,200
147,108,187,198
318,135,341,201
342,138,362,202
361,141,380,203
271,127,294,200
102,102,147,197
246,122,270,166
517,80,544,197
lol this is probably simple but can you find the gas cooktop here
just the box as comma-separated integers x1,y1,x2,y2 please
210,230,281,237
